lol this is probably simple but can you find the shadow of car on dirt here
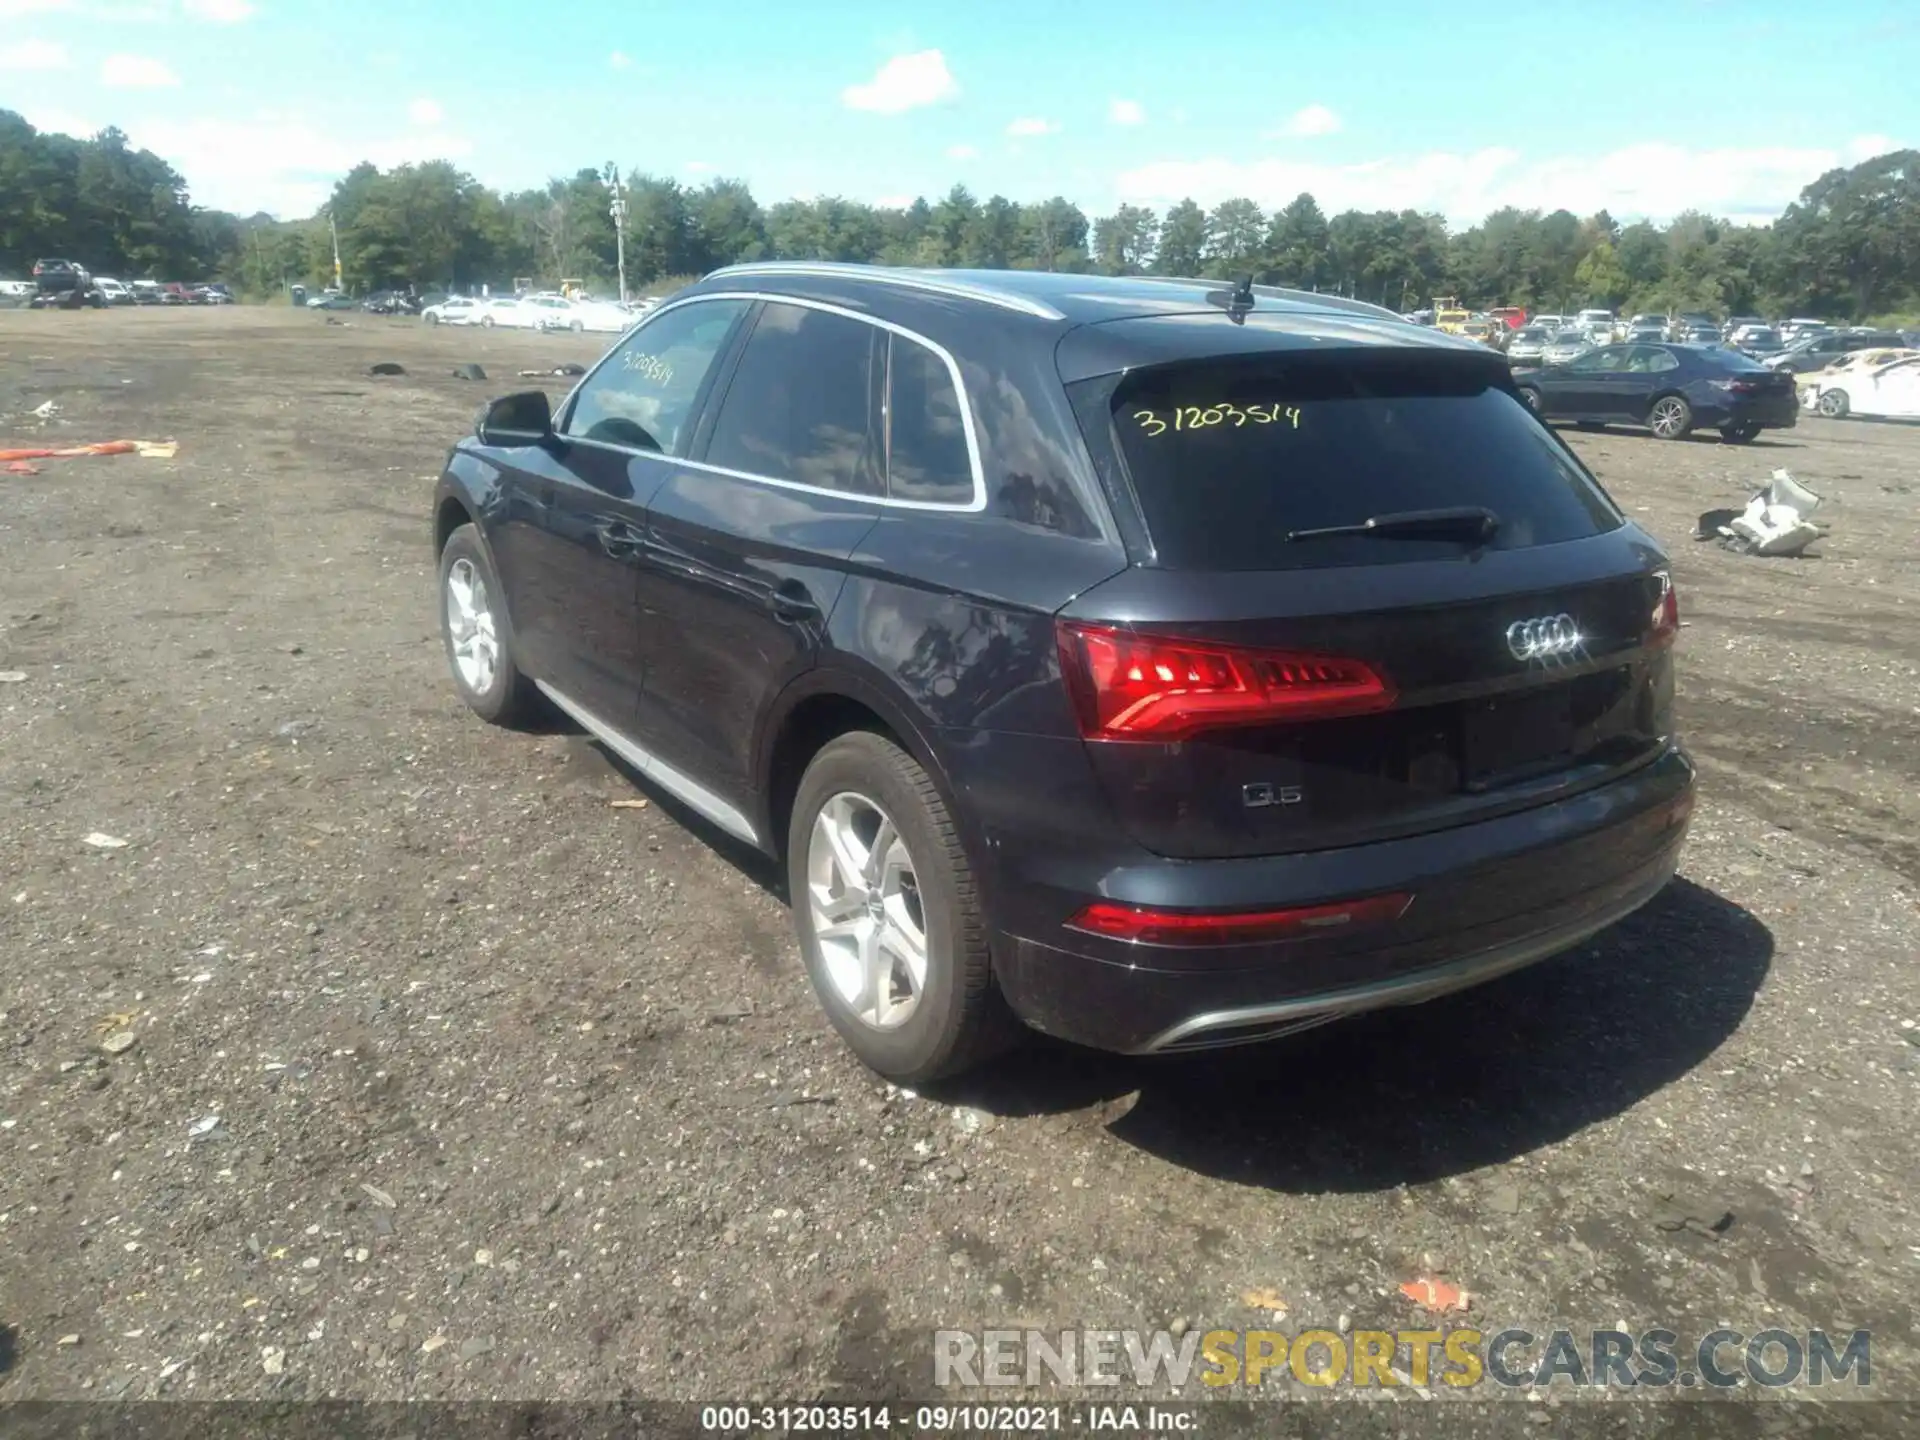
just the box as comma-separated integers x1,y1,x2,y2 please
940,877,1772,1195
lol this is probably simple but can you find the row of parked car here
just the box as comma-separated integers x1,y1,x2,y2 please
8,259,231,309
418,292,661,334
297,286,662,334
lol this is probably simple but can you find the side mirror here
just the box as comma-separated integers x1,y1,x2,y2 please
476,390,554,447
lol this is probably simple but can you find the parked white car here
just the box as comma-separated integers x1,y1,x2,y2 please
1801,352,1920,419
422,296,480,325
473,297,538,329
94,277,132,305
538,298,635,333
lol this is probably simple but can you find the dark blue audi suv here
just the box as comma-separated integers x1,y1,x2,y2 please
431,263,1695,1082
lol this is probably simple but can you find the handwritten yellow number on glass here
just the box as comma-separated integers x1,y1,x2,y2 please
1133,409,1167,436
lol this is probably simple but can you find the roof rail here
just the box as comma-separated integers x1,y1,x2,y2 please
1137,274,1404,322
704,261,1065,321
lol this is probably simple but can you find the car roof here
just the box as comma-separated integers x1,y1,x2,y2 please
690,262,1488,381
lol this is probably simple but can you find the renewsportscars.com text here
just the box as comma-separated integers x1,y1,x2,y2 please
934,1326,1871,1390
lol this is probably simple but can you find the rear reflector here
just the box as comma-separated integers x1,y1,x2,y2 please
1056,621,1395,741
1068,892,1415,947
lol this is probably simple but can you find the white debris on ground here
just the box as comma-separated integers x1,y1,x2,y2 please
1700,469,1833,557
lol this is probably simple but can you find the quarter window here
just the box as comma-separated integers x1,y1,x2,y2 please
885,335,974,504
703,302,884,496
564,298,749,455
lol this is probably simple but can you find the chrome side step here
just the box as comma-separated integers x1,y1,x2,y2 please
534,681,760,847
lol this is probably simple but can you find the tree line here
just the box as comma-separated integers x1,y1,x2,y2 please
3,110,1916,322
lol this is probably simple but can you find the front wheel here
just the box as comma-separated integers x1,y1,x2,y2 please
479,316,494,329
1648,394,1693,440
425,313,439,325
569,320,584,333
1817,389,1849,418
787,732,1017,1084
438,524,541,727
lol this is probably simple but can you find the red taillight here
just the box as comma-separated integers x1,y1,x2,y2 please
1068,892,1415,947
1055,621,1395,741
1650,570,1679,647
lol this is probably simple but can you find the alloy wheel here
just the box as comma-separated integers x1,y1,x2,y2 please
444,557,500,695
1650,398,1688,437
805,791,928,1030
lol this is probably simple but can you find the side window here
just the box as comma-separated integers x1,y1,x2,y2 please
1632,346,1679,374
564,298,749,455
885,334,975,505
1566,346,1626,373
704,302,883,496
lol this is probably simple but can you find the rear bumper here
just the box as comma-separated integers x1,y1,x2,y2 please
987,745,1694,1054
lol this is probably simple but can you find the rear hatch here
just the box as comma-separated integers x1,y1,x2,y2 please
1059,337,1677,861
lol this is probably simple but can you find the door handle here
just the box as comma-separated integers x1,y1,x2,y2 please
596,520,645,559
768,583,820,624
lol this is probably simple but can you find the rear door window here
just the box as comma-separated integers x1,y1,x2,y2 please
703,302,885,496
1101,355,1622,571
884,334,976,505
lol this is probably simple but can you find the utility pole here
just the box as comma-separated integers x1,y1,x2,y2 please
329,212,343,293
605,162,629,305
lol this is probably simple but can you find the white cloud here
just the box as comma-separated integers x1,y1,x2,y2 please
874,195,914,209
0,0,73,15
407,98,443,126
946,143,979,160
1108,98,1145,126
125,113,472,218
1114,136,1908,228
841,49,958,114
183,0,254,20
20,105,94,137
684,159,713,174
609,50,632,69
1270,104,1341,138
1006,116,1058,138
100,52,179,87
0,38,68,68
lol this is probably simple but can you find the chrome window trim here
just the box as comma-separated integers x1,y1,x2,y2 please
706,261,1065,321
558,290,989,514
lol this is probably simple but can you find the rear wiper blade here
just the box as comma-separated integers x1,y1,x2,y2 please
1287,506,1501,544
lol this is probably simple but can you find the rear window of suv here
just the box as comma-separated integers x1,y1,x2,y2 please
1103,353,1623,571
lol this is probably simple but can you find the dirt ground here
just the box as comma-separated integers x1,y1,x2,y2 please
2,308,1917,1423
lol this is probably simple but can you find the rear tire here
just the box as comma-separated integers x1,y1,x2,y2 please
1817,389,1849,418
479,316,494,329
1517,386,1543,413
1648,394,1693,440
787,732,1018,1084
1719,421,1761,443
438,524,541,728
425,313,439,325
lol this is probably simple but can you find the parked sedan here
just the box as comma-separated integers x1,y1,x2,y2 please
422,296,480,325
1505,326,1551,363
1801,352,1920,418
1512,341,1799,441
537,299,636,334
1541,333,1592,366
473,297,537,329
1731,326,1783,357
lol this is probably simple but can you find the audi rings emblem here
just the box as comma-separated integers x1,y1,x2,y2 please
1506,613,1583,661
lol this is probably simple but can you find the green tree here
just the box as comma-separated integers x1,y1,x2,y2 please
1154,199,1206,276
1264,193,1329,289
1092,204,1157,274
1204,197,1265,276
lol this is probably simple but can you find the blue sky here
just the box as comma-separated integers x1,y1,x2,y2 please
1,0,1912,224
